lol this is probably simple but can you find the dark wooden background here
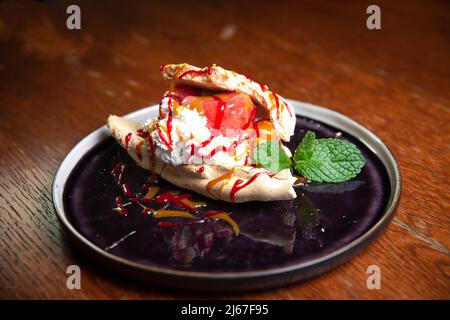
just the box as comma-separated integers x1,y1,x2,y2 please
0,0,449,299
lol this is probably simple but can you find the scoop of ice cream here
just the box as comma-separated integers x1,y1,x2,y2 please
149,96,252,168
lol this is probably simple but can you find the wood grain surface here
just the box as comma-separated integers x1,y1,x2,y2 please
0,0,449,299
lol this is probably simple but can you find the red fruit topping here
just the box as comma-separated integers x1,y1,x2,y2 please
182,91,256,135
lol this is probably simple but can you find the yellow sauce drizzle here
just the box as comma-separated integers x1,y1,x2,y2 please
207,211,239,236
256,120,275,142
180,198,207,210
144,186,160,200
153,210,198,219
206,168,235,195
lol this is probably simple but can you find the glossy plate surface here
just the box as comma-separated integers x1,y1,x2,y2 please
53,100,401,291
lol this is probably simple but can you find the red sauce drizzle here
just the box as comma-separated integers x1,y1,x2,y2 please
113,196,128,216
157,221,179,228
159,64,166,72
136,129,149,138
111,163,124,175
196,166,205,173
190,134,215,156
258,82,268,92
111,163,134,197
166,99,173,145
273,93,281,118
116,196,123,205
243,73,288,118
254,120,261,138
178,67,213,80
121,183,133,197
208,134,248,159
129,197,152,203
209,148,221,158
178,69,206,80
142,207,154,216
114,207,128,216
154,191,200,212
164,91,182,103
124,132,132,150
242,106,256,130
156,99,174,151
230,171,275,202
110,163,240,235
148,134,156,155
111,163,128,184
157,220,204,228
211,95,226,129
200,135,215,147
243,73,268,92
206,211,223,217
281,96,293,117
157,127,172,151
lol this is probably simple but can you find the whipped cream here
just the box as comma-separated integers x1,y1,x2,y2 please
149,97,251,168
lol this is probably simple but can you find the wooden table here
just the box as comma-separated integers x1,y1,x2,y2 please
1,0,449,299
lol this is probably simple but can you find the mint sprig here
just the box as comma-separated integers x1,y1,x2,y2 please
253,131,366,183
254,141,292,173
293,131,365,183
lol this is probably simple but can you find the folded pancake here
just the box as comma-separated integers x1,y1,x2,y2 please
160,63,295,142
107,115,296,202
107,63,298,203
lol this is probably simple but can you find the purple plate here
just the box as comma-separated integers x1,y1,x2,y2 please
53,101,401,291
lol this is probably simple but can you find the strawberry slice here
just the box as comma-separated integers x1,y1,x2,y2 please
182,91,256,135
165,85,201,103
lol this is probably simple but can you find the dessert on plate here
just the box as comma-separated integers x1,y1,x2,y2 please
107,63,297,202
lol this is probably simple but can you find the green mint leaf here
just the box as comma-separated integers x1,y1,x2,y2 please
294,131,315,163
254,141,292,173
294,131,365,183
